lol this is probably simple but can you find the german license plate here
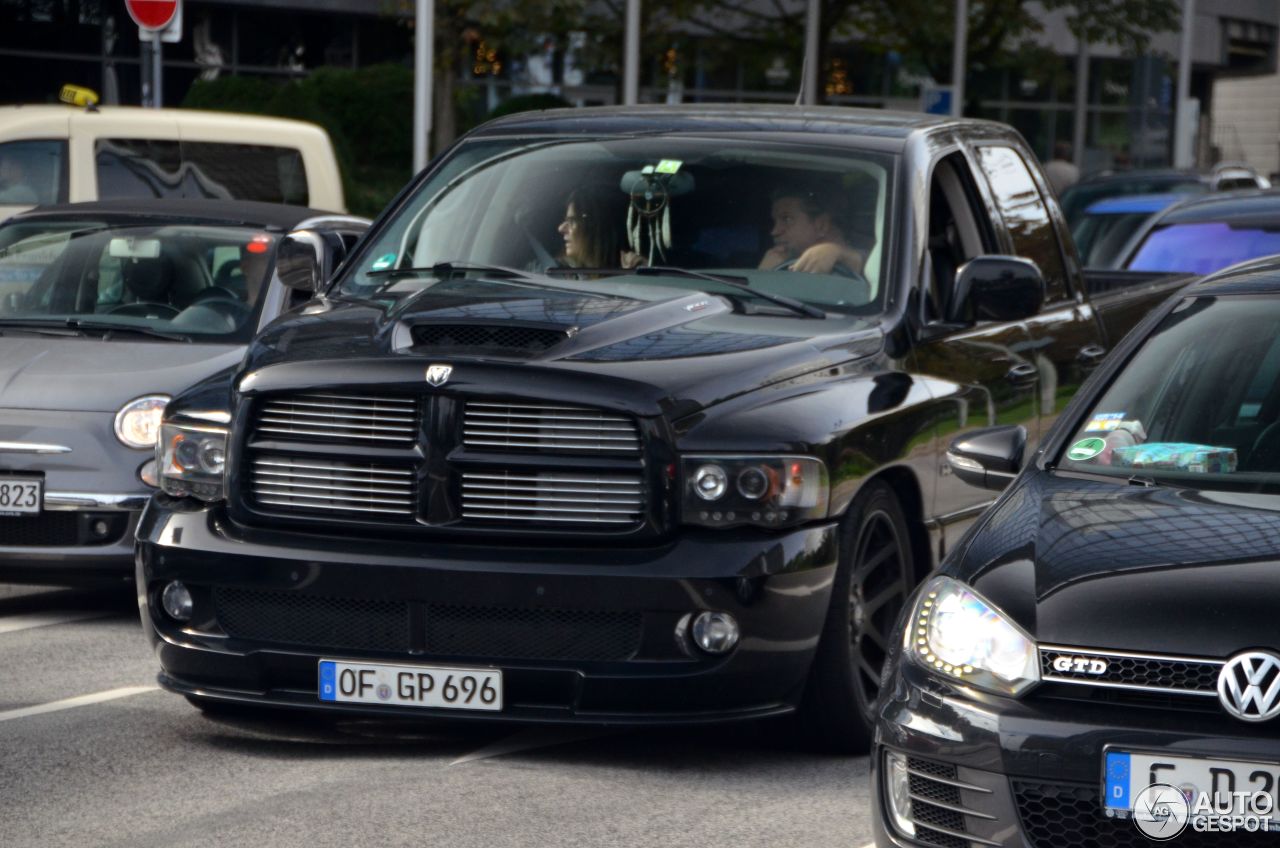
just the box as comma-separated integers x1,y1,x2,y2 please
1104,748,1280,817
318,659,502,711
0,477,41,516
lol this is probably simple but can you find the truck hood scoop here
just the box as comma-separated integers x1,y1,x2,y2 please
408,323,569,358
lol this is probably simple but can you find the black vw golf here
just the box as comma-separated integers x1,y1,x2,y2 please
873,256,1280,846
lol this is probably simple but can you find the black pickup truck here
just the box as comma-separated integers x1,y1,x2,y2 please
135,106,1189,750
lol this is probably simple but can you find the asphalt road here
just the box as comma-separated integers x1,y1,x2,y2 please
0,582,877,848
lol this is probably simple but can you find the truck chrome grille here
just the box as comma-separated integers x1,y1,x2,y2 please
463,402,641,454
461,471,644,525
249,455,417,518
254,393,418,446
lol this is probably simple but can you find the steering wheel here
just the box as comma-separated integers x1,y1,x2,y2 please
188,286,242,305
105,302,181,319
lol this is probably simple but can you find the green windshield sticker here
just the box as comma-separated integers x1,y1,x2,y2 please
1067,437,1107,461
371,253,397,270
655,159,683,174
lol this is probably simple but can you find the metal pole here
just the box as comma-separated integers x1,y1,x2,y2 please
140,35,152,107
413,0,434,173
153,35,163,108
802,0,819,105
1173,0,1195,168
1073,38,1089,169
951,0,967,117
623,0,640,105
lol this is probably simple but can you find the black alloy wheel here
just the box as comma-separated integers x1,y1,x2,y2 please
802,480,915,753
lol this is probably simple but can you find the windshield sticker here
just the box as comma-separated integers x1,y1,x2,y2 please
1085,412,1125,432
655,159,683,175
1110,443,1239,474
371,253,397,271
1067,437,1107,461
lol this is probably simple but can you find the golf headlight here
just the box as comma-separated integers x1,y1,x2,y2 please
158,422,228,502
681,455,828,528
907,576,1039,697
114,395,170,449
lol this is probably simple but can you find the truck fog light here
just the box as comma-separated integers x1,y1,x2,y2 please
161,581,193,622
691,611,739,654
884,750,916,838
693,465,728,501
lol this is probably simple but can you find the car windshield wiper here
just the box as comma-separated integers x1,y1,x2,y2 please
546,265,826,319
0,318,191,342
365,261,540,280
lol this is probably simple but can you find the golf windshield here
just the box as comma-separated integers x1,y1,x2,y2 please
1059,294,1280,490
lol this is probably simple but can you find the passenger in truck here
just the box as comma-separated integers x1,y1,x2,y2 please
557,184,644,272
759,184,865,276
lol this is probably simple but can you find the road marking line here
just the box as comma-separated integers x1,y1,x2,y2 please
450,726,617,765
0,685,158,723
0,611,110,634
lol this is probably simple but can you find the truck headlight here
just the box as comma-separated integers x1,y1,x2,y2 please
114,395,170,449
681,455,828,528
157,422,228,502
907,576,1039,697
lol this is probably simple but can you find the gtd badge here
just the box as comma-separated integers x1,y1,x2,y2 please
425,364,452,387
1052,655,1109,675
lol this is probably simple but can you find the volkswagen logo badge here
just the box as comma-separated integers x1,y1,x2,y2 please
1217,651,1280,722
425,364,452,387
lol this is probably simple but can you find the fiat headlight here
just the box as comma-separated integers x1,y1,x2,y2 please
907,576,1039,697
681,455,828,528
114,395,170,449
157,422,228,502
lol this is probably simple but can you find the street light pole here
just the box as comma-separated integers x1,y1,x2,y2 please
623,0,640,105
802,0,819,105
1173,0,1196,168
951,0,967,117
413,0,434,173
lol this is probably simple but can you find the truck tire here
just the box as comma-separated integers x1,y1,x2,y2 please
801,480,915,753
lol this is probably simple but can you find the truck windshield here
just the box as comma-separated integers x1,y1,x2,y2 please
1058,294,1280,491
340,136,895,315
0,218,277,342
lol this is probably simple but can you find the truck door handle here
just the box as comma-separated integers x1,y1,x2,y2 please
1006,363,1038,386
1077,345,1108,367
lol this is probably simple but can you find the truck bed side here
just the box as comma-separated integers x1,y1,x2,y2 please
1083,269,1197,347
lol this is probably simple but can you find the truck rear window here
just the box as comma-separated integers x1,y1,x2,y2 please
95,139,308,205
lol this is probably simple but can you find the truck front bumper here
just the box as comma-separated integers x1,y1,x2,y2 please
136,498,840,724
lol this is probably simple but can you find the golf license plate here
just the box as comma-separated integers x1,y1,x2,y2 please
318,659,502,711
0,476,42,516
1104,748,1280,817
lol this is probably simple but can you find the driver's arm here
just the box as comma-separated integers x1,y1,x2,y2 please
790,242,864,275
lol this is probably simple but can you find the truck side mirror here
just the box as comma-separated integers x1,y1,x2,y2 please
276,230,325,293
948,256,1045,323
946,425,1027,491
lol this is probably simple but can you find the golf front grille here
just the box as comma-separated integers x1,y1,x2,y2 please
0,512,128,547
1013,780,1278,847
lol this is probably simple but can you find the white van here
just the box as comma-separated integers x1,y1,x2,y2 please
0,105,345,221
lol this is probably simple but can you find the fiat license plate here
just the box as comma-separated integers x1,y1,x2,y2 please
318,659,502,711
0,477,42,516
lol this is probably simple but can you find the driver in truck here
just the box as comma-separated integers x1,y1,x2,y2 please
759,184,865,275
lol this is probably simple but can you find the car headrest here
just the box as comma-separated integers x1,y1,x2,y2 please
121,255,173,302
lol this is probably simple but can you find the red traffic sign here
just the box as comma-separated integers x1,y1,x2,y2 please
124,0,179,31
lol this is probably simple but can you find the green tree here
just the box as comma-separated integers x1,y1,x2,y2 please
381,0,587,152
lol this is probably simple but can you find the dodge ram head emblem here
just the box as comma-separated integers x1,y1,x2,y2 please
425,364,452,387
1218,651,1280,722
